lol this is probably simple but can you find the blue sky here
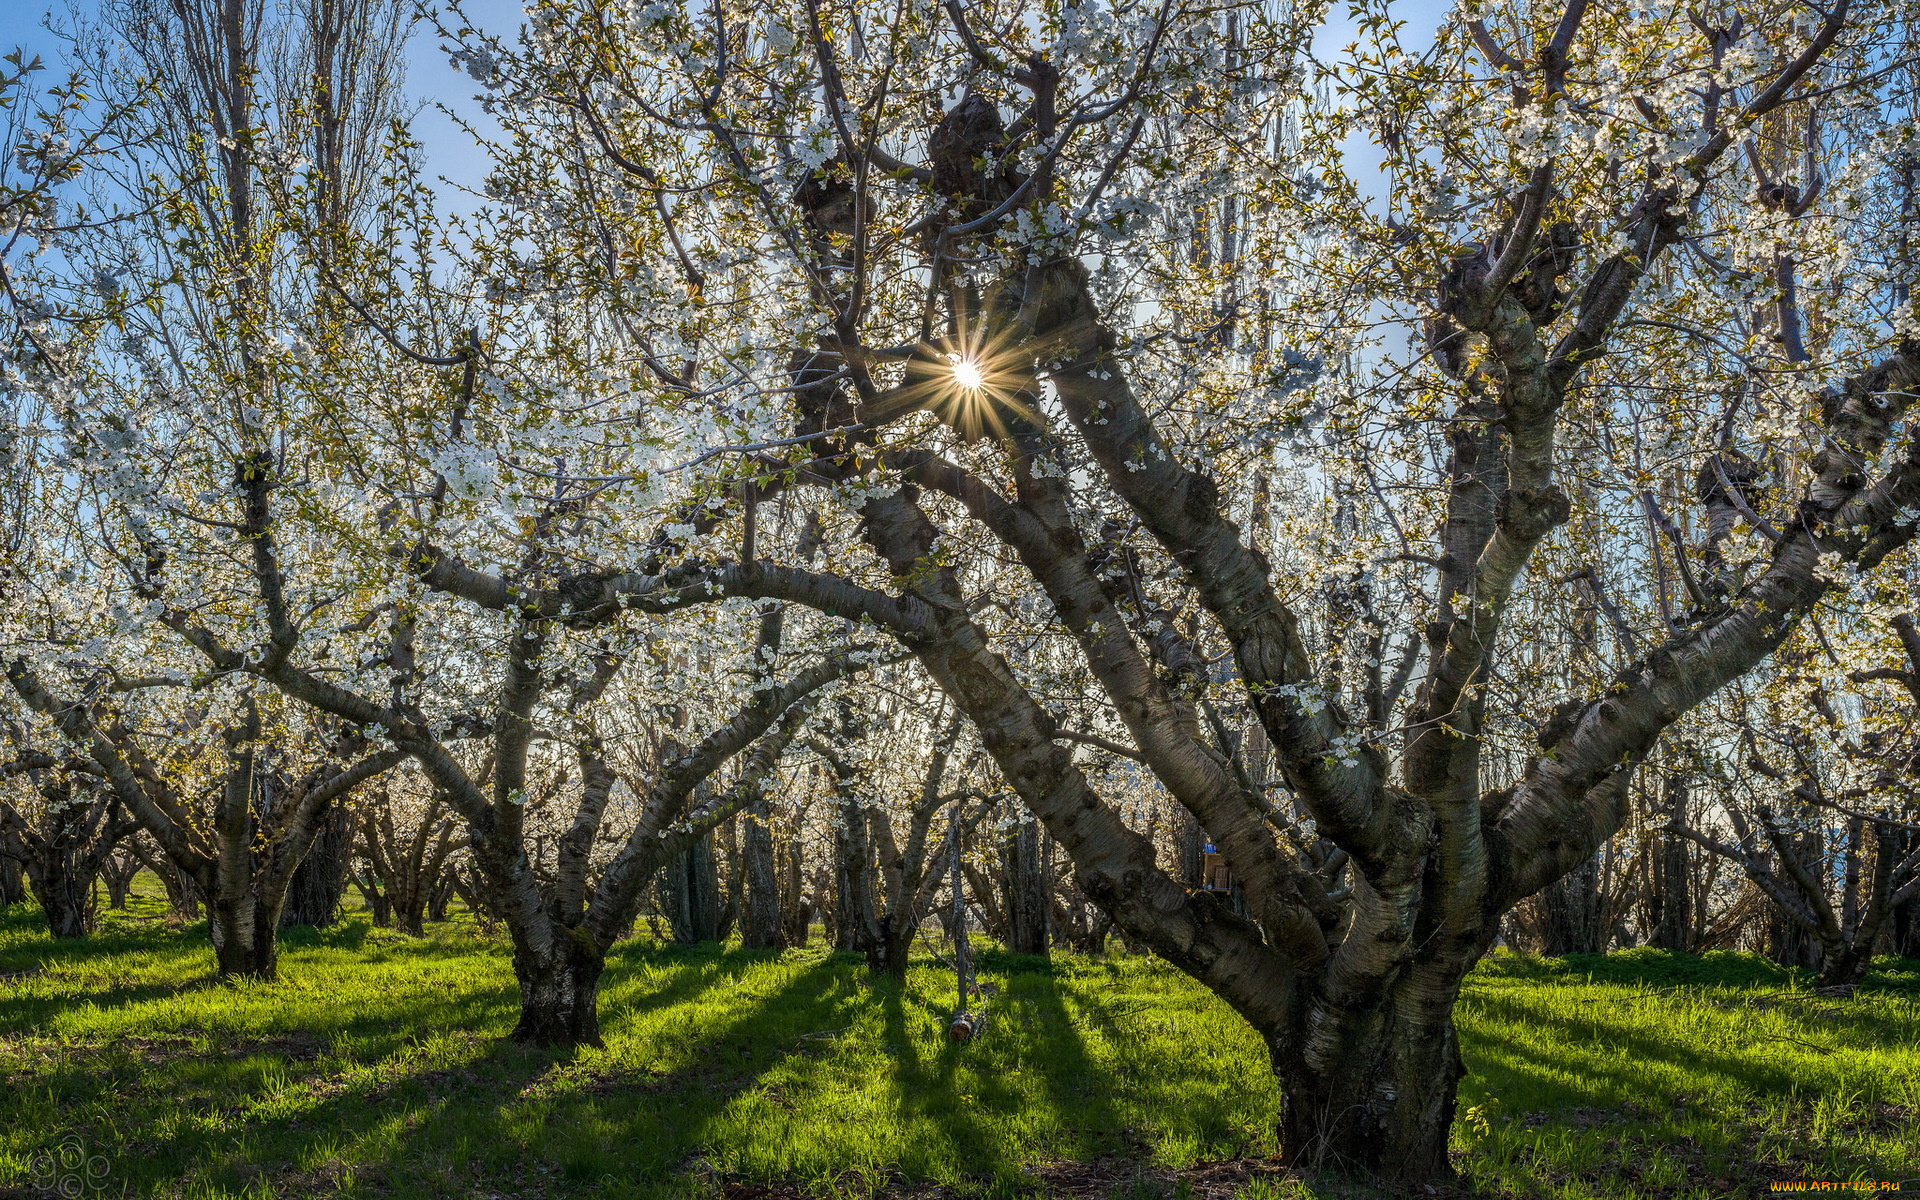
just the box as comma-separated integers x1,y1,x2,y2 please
3,0,1454,197
0,0,521,196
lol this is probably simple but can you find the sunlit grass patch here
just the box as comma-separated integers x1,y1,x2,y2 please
1,898,1916,1199
1458,949,1920,1198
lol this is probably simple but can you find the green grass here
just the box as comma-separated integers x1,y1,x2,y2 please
0,890,1916,1200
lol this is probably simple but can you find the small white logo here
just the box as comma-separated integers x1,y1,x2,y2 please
27,1134,114,1197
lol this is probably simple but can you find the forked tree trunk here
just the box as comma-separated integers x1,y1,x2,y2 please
511,928,606,1047
30,855,98,939
394,896,425,937
101,853,139,910
1817,943,1873,988
353,869,394,928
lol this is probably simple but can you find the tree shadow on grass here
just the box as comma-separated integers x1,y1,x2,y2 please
1475,948,1920,996
1457,996,1919,1197
383,954,865,1192
1464,987,1920,1108
833,958,1147,1198
872,977,1024,1187
215,950,866,1196
0,973,222,1030
0,913,221,1030
19,943,820,1197
1001,968,1134,1161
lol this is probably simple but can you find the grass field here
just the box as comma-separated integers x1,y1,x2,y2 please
1,887,1917,1200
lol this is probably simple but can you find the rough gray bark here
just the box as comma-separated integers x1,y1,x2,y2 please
0,853,23,907
662,829,723,945
740,794,784,949
281,803,352,929
1001,816,1049,957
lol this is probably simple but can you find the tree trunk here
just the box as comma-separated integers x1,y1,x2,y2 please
716,815,741,940
353,868,394,927
1648,832,1692,952
1274,1006,1465,1182
281,806,352,928
29,854,98,939
662,832,722,944
778,837,810,947
1539,855,1605,955
510,927,606,1048
1891,899,1920,959
1817,942,1873,987
1002,818,1049,956
832,797,875,952
1643,773,1693,951
394,896,425,937
0,854,23,907
388,856,430,936
868,907,913,981
209,893,280,980
100,853,139,910
741,797,784,949
787,895,813,949
962,861,1006,942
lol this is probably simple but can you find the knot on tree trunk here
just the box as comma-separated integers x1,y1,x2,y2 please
790,349,861,447
927,92,1017,218
1497,485,1571,541
1536,697,1590,750
792,155,864,244
556,567,618,625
